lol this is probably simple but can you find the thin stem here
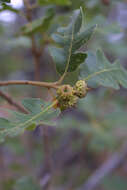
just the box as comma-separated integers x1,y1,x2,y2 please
23,0,41,82
31,36,41,81
22,3,55,190
28,3,39,10
0,80,58,89
0,90,28,114
23,0,38,10
48,88,56,100
23,0,31,10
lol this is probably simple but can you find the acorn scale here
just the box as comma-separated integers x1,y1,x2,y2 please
56,85,78,111
73,80,87,98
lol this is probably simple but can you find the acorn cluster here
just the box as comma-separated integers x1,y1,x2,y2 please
56,80,87,111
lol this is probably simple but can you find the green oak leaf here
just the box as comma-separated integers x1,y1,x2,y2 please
49,8,96,75
0,0,10,3
0,98,60,142
80,49,127,89
0,3,19,13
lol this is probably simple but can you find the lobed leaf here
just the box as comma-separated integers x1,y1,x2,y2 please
0,3,19,13
0,98,60,142
80,49,127,89
49,8,96,75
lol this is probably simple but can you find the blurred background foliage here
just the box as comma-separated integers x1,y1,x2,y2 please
0,0,127,190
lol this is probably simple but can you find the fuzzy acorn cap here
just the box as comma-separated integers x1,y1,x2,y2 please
74,80,87,98
56,85,78,111
57,85,74,99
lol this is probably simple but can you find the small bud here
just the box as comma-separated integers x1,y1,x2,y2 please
74,80,87,98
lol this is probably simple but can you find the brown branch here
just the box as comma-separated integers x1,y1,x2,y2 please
23,0,30,8
23,0,38,10
0,80,58,89
23,2,55,190
30,3,38,10
23,0,41,82
31,36,42,81
78,142,127,190
0,90,28,113
23,0,44,97
101,0,110,5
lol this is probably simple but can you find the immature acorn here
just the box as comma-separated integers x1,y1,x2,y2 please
74,80,87,98
56,85,78,111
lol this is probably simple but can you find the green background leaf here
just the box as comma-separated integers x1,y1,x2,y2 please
102,175,127,190
0,98,60,142
21,8,55,36
80,49,127,89
14,176,40,190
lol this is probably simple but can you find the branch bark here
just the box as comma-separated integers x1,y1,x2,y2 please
0,90,28,113
0,80,58,89
23,2,55,190
23,0,41,82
